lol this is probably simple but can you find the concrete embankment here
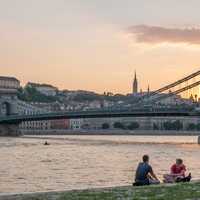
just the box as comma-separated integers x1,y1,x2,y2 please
21,129,200,136
0,124,21,136
1,182,200,200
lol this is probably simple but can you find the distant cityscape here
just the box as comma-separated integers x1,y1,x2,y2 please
0,72,200,133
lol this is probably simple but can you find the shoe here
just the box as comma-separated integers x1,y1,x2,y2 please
186,173,192,182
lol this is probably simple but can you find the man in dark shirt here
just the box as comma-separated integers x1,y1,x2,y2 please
134,155,160,186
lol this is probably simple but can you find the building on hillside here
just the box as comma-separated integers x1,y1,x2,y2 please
30,102,52,112
88,100,102,109
0,76,20,89
0,76,20,95
17,101,47,115
102,100,114,108
30,102,66,112
50,102,65,112
151,94,193,106
27,82,58,96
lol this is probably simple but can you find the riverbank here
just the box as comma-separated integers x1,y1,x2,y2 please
1,182,200,200
21,129,200,136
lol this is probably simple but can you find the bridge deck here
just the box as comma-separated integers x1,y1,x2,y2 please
0,110,199,124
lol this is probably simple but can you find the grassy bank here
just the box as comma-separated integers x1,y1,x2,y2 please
60,182,200,200
1,182,200,200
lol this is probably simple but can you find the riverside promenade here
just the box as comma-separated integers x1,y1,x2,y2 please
1,182,200,200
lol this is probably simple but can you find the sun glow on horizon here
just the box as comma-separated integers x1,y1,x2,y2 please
1,1,200,94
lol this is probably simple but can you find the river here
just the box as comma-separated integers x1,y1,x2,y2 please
0,135,199,193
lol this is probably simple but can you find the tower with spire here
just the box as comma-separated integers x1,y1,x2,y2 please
133,71,138,94
147,84,150,93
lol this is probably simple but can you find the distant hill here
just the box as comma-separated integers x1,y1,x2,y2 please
17,85,135,104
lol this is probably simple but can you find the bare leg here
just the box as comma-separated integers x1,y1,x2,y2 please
149,178,160,184
163,174,174,183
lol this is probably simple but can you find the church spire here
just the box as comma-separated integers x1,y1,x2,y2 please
134,70,137,80
147,84,150,93
133,70,138,94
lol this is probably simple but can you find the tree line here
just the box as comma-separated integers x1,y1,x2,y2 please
102,121,140,130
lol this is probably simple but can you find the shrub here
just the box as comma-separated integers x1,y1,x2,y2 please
163,120,183,130
127,122,139,130
102,123,110,129
187,123,196,131
113,122,125,129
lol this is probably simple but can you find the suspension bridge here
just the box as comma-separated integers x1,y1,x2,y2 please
1,70,200,136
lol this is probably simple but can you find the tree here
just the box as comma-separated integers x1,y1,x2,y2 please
102,123,110,129
153,123,159,130
187,123,196,131
163,121,172,130
18,86,58,103
113,122,125,129
196,123,200,131
81,124,90,129
127,122,139,130
163,120,183,131
173,120,183,131
17,87,26,100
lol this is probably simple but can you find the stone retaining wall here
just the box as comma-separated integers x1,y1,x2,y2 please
21,129,200,136
0,124,21,136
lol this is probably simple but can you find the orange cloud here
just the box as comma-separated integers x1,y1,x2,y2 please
127,25,200,45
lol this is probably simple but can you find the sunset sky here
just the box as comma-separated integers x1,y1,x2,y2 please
1,0,200,94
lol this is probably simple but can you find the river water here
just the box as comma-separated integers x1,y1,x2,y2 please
0,135,199,193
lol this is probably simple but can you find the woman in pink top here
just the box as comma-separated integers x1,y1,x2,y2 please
163,159,191,183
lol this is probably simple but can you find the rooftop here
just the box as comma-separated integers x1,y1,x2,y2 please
0,76,20,82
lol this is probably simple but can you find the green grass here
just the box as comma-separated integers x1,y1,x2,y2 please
59,182,200,200
4,182,200,200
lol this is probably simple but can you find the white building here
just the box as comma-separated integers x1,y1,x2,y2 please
0,76,20,95
88,101,102,109
153,94,190,105
27,82,58,96
70,119,83,130
0,76,20,89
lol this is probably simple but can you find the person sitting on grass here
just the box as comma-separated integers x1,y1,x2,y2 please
163,158,191,183
133,155,160,186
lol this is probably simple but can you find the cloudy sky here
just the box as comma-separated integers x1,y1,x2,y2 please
1,0,200,93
